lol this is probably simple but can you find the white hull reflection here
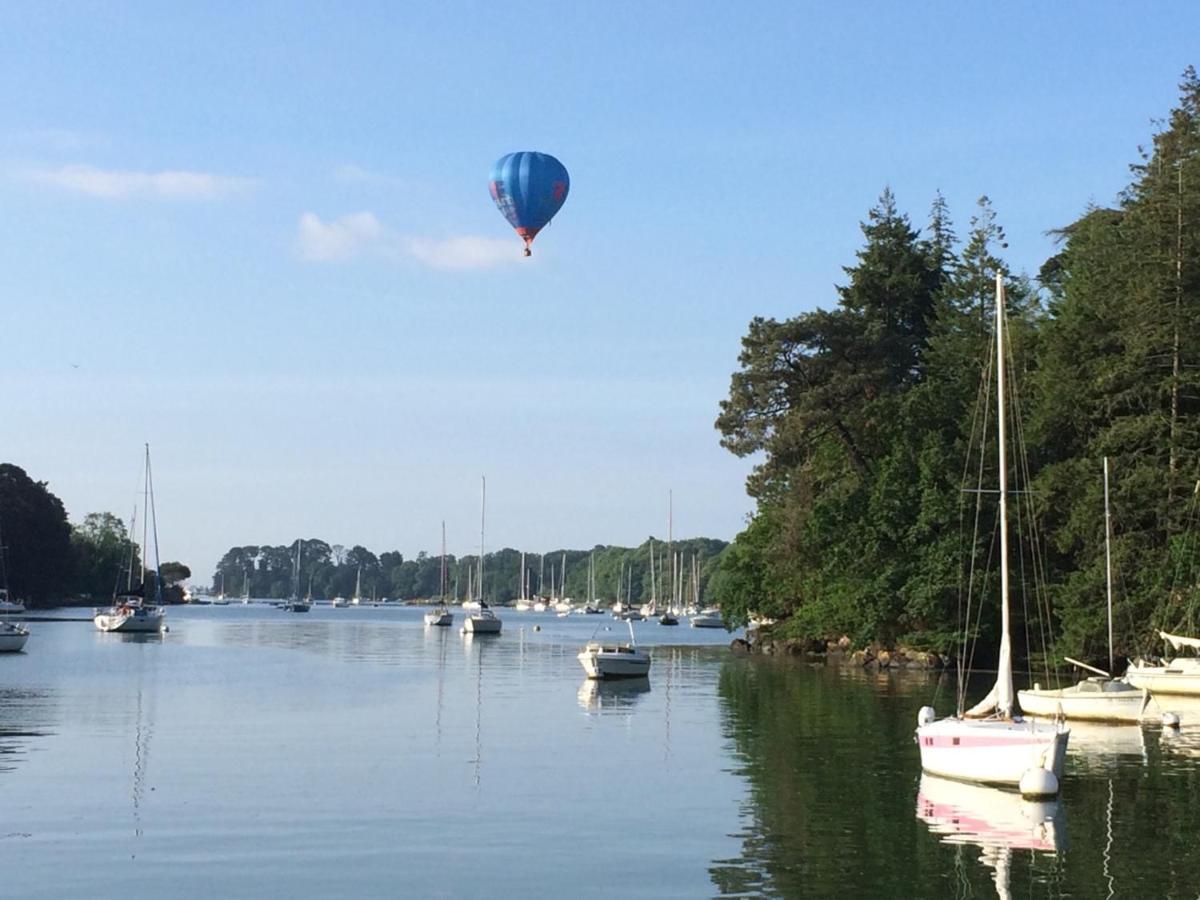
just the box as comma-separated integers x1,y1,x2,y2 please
577,677,650,712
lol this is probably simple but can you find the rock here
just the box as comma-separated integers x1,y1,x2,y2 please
837,635,852,649
730,638,751,654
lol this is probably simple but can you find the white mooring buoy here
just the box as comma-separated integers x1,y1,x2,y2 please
1019,769,1059,799
1162,711,1181,728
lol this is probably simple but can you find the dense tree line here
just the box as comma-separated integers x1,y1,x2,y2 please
0,463,189,606
212,536,727,605
712,70,1200,663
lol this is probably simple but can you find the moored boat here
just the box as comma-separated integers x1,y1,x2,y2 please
578,620,651,679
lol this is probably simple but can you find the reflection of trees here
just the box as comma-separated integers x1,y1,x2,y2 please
712,659,1039,898
0,688,54,776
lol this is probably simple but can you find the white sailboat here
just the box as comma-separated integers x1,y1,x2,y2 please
915,275,1069,796
0,518,26,616
1018,458,1148,722
349,566,363,606
0,521,29,651
578,617,651,679
463,477,501,634
279,541,311,613
515,551,532,611
241,567,251,604
1127,632,1200,695
212,571,230,605
94,446,167,634
425,522,454,627
553,551,572,614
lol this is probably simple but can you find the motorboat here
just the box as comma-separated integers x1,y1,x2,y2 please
689,608,725,628
578,620,651,679
0,620,30,652
331,596,348,608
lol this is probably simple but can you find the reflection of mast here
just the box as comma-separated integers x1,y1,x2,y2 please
472,638,483,788
132,685,153,841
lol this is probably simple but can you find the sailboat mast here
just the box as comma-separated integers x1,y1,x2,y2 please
1104,457,1114,676
668,490,673,614
145,444,164,605
994,274,1014,717
441,521,447,604
478,476,485,603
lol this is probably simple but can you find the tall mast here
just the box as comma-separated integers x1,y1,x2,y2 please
142,446,150,588
649,539,656,605
441,521,447,604
994,274,1014,717
668,490,673,615
478,476,486,603
146,444,163,605
1104,457,1114,676
520,551,526,601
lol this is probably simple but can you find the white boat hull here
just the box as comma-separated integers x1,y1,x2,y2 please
916,717,1069,787
689,615,724,628
578,645,651,679
1018,682,1148,723
424,611,453,627
463,614,501,634
0,628,29,652
94,609,164,633
1126,660,1200,696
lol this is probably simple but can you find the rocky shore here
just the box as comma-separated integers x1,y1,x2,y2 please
730,632,946,670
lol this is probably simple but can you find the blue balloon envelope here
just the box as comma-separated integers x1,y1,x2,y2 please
489,151,569,256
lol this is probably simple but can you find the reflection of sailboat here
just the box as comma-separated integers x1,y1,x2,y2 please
1019,458,1147,721
1064,721,1148,771
916,277,1068,793
576,676,651,712
916,774,1061,900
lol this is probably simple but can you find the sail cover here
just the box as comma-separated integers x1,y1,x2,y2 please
1161,631,1200,652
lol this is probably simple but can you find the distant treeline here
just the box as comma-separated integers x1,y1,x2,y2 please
710,69,1200,660
0,463,190,606
212,537,728,604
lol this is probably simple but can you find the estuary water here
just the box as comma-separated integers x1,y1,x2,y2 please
0,605,1197,898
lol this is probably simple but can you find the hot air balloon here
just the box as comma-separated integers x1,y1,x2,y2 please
489,151,569,257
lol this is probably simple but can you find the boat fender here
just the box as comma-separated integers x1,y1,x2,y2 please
1163,711,1181,728
1019,769,1059,799
917,706,936,727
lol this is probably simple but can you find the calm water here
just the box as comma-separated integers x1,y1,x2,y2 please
1,606,1198,898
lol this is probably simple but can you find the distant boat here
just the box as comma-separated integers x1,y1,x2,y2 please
425,522,454,627
1018,458,1148,722
350,566,363,606
94,445,167,634
689,608,724,629
0,620,29,653
462,477,501,634
1127,631,1200,696
0,516,27,617
241,567,251,604
212,571,230,605
578,618,650,680
514,551,532,610
280,540,311,613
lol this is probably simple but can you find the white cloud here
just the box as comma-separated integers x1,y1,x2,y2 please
406,236,520,270
333,163,407,189
20,164,254,199
296,211,384,261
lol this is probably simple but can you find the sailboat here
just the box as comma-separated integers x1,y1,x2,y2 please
241,567,251,604
0,518,29,650
95,445,167,634
280,541,311,612
424,522,454,627
462,477,501,634
212,571,230,605
553,551,572,614
515,551,532,611
349,566,363,606
915,275,1069,796
534,556,548,611
1018,458,1148,721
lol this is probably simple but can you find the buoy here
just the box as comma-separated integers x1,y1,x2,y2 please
917,706,936,728
533,625,541,632
1163,711,1181,728
1019,769,1059,799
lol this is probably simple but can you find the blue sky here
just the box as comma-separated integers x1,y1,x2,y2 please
1,2,1197,578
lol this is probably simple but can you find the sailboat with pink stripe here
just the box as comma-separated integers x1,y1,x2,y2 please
915,275,1069,796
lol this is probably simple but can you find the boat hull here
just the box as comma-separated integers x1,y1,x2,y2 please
0,630,29,652
94,610,164,633
689,615,724,628
578,647,651,679
463,615,501,634
916,717,1069,787
1126,661,1200,696
424,611,453,627
1018,683,1148,722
